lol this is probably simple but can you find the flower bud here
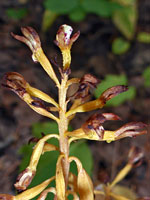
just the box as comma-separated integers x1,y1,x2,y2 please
55,24,80,70
55,24,80,50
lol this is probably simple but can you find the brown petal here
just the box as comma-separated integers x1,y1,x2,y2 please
82,113,121,139
2,72,27,97
100,85,128,102
115,122,147,139
70,31,80,45
71,74,100,101
80,74,100,88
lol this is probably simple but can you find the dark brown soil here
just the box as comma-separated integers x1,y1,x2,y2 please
0,0,150,198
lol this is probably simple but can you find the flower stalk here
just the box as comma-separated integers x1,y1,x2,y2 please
0,24,148,200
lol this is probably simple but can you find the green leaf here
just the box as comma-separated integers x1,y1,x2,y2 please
142,67,150,87
81,0,122,17
70,140,93,176
137,32,150,44
112,5,137,39
6,8,27,20
94,74,136,106
32,121,59,136
69,6,86,22
112,37,130,55
44,0,79,14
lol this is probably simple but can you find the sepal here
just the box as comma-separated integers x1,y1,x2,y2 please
55,155,66,200
69,156,94,200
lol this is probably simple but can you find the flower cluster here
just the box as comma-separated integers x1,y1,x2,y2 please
0,25,148,200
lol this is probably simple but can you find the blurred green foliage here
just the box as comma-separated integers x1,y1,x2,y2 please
112,37,130,55
43,0,123,28
142,67,150,88
42,0,139,55
137,32,150,44
19,121,93,199
94,74,136,106
5,0,149,55
6,8,27,20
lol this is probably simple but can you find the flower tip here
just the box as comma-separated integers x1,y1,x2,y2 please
56,24,79,49
11,27,41,53
128,146,144,167
61,24,73,45
14,168,35,191
100,85,128,102
115,122,148,140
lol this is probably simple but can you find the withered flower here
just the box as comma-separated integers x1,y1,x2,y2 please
11,27,60,86
2,72,59,122
11,27,41,62
2,72,27,97
72,74,100,100
82,113,121,139
66,85,128,117
128,146,144,167
115,122,147,140
100,85,128,102
14,168,35,191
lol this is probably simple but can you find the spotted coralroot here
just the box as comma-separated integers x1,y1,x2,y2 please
0,24,148,200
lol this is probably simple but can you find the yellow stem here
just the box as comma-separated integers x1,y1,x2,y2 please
62,48,71,70
110,192,130,200
110,164,132,188
58,73,70,188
